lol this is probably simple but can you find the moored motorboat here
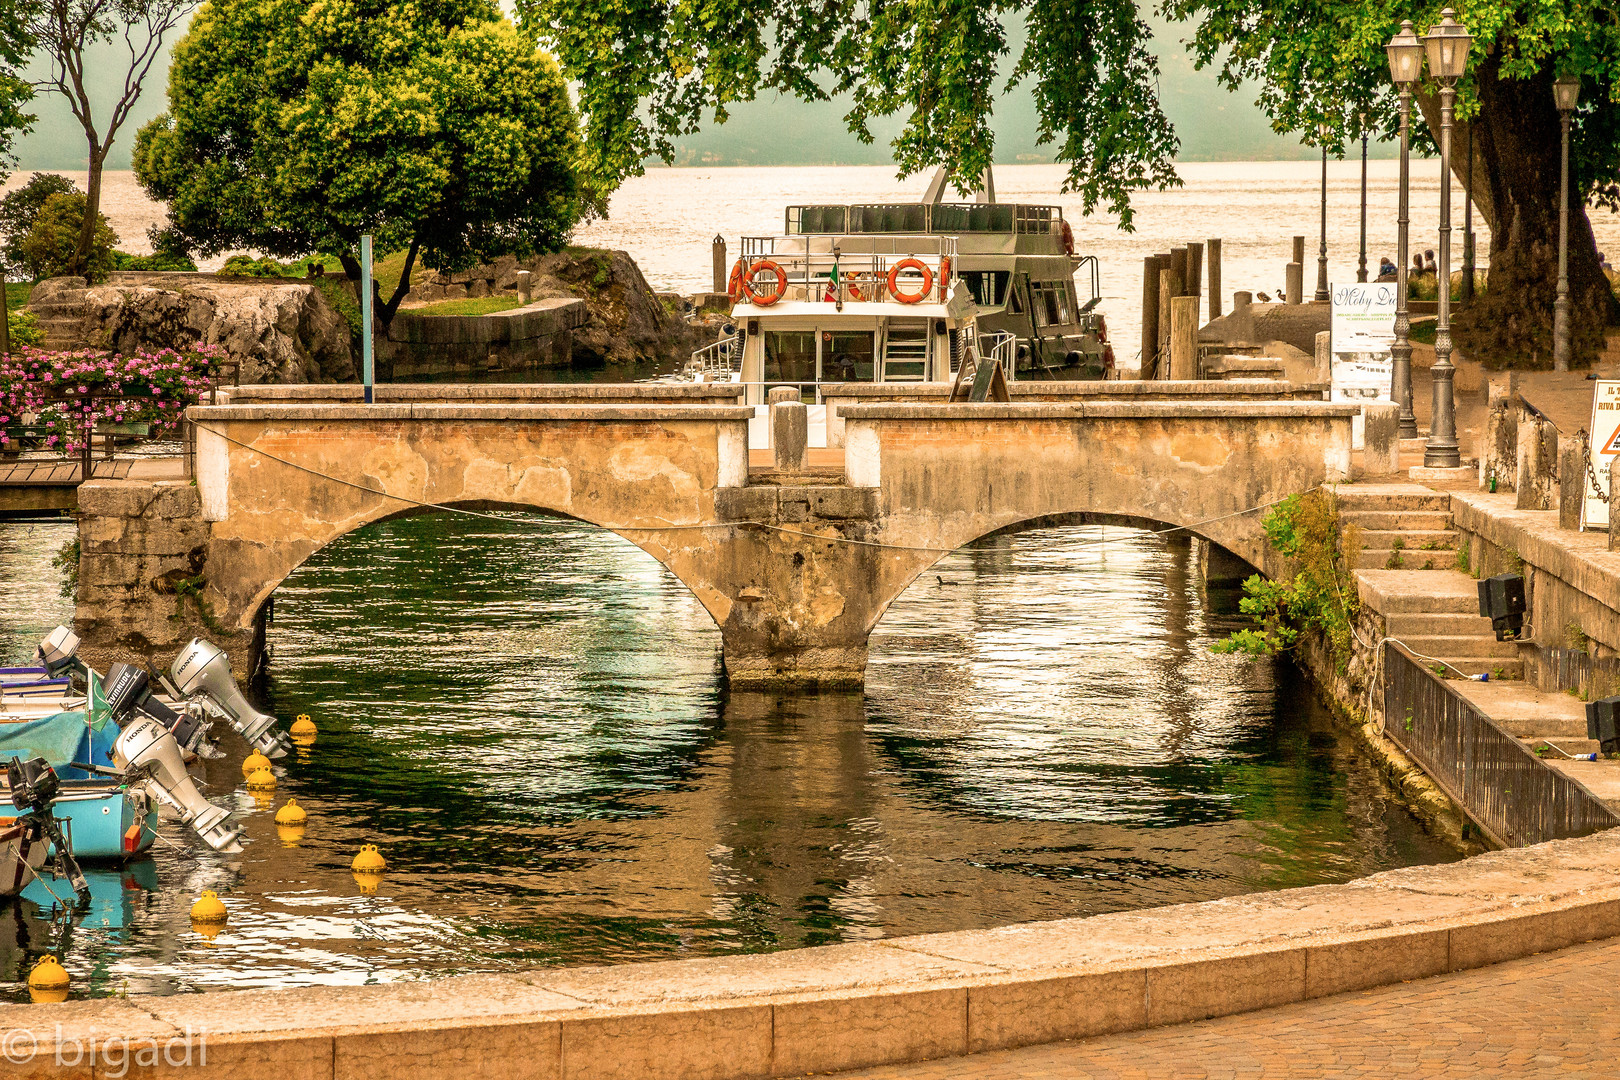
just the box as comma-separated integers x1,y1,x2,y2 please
0,818,47,898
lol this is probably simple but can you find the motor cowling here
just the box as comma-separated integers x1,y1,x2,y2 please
35,626,84,679
169,639,289,759
113,717,243,853
101,663,213,756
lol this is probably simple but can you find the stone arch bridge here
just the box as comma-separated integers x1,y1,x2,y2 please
75,398,1354,686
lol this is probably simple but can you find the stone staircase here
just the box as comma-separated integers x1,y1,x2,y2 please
1345,485,1523,680
22,280,92,349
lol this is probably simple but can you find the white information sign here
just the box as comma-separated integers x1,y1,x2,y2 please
1581,379,1620,531
1329,283,1397,448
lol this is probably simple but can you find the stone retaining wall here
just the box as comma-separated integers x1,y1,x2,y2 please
13,830,1620,1079
385,298,588,379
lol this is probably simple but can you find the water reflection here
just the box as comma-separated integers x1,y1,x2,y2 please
0,513,1460,998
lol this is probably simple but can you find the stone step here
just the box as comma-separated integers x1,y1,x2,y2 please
1392,633,1520,659
1335,485,1450,512
1356,569,1482,614
1356,549,1457,571
1340,509,1453,531
1355,529,1457,550
1384,611,1495,636
1428,657,1525,679
1519,736,1604,757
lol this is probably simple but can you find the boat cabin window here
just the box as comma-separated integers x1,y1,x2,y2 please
824,331,876,383
764,331,817,387
962,270,1010,307
1031,280,1074,327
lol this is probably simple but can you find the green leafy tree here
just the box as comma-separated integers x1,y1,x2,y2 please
521,0,1618,366
18,191,119,281
0,172,76,275
133,0,585,332
28,0,196,281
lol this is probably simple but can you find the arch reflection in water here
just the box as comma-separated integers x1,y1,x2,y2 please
0,512,1460,999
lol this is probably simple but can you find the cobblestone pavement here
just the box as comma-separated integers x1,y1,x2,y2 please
824,938,1620,1078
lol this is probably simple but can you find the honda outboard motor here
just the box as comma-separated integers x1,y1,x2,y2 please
102,662,214,757
170,639,289,759
36,626,85,679
112,717,243,853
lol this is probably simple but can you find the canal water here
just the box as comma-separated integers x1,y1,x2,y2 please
0,513,1460,999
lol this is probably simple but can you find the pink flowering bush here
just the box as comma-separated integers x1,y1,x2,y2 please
0,345,225,452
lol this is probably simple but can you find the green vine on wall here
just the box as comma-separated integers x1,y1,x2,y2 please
51,537,79,600
170,574,229,636
1212,490,1360,672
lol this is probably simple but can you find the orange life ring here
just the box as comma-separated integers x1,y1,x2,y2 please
1060,219,1075,256
727,259,746,303
887,258,933,305
742,259,788,305
937,255,952,302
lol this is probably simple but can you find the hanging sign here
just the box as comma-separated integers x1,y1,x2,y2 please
1581,379,1620,531
1329,283,1397,448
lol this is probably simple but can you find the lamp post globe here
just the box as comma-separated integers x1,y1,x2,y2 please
1385,20,1423,439
1553,74,1580,372
1419,8,1472,469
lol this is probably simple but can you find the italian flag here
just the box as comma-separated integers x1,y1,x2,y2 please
823,263,840,302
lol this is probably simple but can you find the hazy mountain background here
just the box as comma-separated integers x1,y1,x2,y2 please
12,11,1393,174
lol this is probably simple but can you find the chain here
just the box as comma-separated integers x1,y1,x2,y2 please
1580,429,1611,504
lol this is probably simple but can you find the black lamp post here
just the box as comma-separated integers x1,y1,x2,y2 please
1316,123,1331,302
1386,21,1424,440
1358,114,1370,284
1554,74,1581,373
1421,8,1473,469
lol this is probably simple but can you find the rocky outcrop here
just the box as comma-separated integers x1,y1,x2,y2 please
28,274,355,384
405,249,712,369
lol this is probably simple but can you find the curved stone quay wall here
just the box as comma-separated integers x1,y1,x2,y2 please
73,397,1355,685
11,831,1619,1079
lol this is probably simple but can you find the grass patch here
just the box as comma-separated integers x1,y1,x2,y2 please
6,282,31,311
1410,320,1437,345
410,297,522,318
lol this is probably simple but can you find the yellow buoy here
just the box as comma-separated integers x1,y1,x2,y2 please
277,824,306,846
352,871,384,895
242,750,273,777
28,956,69,1002
193,920,224,942
351,844,386,873
274,798,307,826
245,767,277,791
290,714,317,741
190,890,228,924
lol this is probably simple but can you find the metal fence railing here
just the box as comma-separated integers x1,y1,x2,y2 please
1383,642,1620,847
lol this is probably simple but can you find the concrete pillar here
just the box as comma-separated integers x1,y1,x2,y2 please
1363,402,1401,474
1286,262,1304,305
771,397,807,473
1142,255,1163,379
1197,538,1253,589
516,270,532,305
1482,405,1519,492
1292,235,1306,266
1516,418,1558,511
1314,331,1332,383
1486,371,1519,411
1207,238,1222,319
1169,296,1199,380
1558,440,1585,530
1230,291,1254,344
713,235,727,294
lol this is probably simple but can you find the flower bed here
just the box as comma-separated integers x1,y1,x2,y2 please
0,345,225,453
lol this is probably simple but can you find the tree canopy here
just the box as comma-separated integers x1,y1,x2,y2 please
134,0,585,326
521,0,1620,363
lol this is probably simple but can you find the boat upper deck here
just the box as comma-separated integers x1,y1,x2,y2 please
782,202,1072,257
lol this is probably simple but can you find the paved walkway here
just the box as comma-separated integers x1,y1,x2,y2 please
826,937,1620,1078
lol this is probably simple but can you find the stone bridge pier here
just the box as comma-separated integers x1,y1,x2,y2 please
72,399,1355,686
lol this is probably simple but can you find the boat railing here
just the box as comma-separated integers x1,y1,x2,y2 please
982,331,1017,377
735,236,959,305
688,334,743,378
784,203,1064,237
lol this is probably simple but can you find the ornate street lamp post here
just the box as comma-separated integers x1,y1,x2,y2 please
1421,8,1473,469
1358,115,1370,283
1553,74,1581,372
1386,21,1424,439
1316,123,1331,302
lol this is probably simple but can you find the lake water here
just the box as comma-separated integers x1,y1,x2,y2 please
0,514,1460,998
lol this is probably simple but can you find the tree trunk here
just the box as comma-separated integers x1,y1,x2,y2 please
1451,52,1618,368
71,143,106,282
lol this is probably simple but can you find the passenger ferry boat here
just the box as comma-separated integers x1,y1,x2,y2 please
687,170,1116,434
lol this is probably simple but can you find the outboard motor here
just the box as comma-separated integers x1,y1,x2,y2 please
169,639,289,759
7,757,89,901
36,626,86,679
101,663,215,758
111,717,243,854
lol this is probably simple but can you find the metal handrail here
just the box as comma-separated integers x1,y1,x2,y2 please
688,335,743,377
